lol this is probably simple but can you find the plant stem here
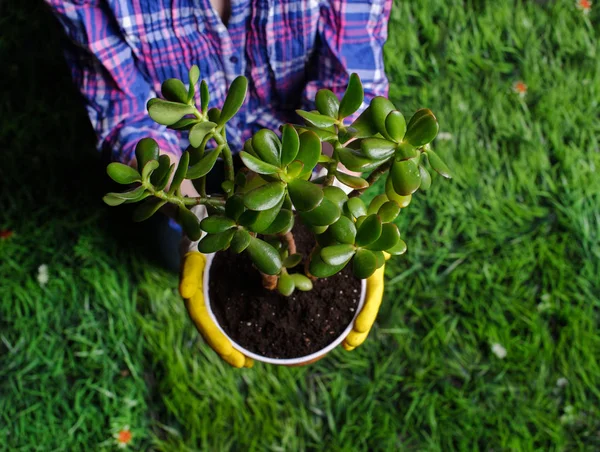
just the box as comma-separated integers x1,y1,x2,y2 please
348,159,393,198
212,131,235,196
146,183,225,209
261,273,278,290
282,231,297,255
324,140,342,186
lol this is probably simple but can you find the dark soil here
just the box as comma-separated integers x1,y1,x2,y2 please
208,222,362,359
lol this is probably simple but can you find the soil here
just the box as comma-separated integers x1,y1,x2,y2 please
208,222,362,359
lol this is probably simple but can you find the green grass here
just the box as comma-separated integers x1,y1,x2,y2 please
1,0,599,450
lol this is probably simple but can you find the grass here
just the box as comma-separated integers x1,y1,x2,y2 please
1,0,599,450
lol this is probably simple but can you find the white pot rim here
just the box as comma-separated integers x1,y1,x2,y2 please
202,252,367,366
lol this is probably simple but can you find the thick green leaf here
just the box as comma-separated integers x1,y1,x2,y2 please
246,237,282,275
361,137,396,161
370,97,396,139
288,179,323,212
290,274,313,291
108,185,147,204
405,108,439,146
345,197,367,219
261,208,294,235
280,124,300,166
425,149,452,178
200,215,236,233
132,198,167,222
244,182,286,211
378,201,401,223
395,141,417,160
355,215,366,230
230,229,251,253
135,138,160,172
162,78,188,103
200,80,209,113
291,124,338,142
321,244,356,266
299,198,341,227
148,99,194,125
141,160,159,182
242,198,284,233
355,214,382,246
218,76,248,125
188,65,200,102
419,164,432,190
315,89,340,118
374,251,385,269
277,273,295,296
252,129,281,166
107,162,141,184
309,247,349,278
207,107,221,123
385,177,412,207
352,249,377,279
296,110,337,128
385,110,407,142
225,195,246,221
156,163,175,191
390,159,421,195
169,118,198,130
177,207,202,241
330,216,357,244
103,193,127,206
239,151,280,175
365,222,400,251
366,195,387,216
335,171,369,189
169,151,189,193
286,160,305,178
197,229,235,253
323,186,348,210
349,106,378,140
150,154,171,185
338,147,381,172
283,254,302,268
189,121,216,147
387,238,407,255
338,73,363,119
295,131,321,178
186,147,221,179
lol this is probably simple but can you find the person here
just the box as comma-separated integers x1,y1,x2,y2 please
47,0,392,366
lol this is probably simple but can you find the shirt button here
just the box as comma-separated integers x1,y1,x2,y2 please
229,55,238,64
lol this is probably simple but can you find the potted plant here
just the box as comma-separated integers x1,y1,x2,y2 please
103,66,452,366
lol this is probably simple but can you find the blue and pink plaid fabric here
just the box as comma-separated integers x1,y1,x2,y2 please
46,0,391,163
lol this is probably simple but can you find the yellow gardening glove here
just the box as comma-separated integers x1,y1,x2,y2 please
342,254,389,351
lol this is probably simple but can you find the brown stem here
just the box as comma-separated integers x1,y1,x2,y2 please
261,273,278,290
282,231,296,255
304,246,318,281
348,159,393,198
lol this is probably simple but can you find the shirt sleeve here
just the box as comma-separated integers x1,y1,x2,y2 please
302,0,392,121
45,0,181,164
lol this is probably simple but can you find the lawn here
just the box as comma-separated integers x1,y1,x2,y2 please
1,0,599,450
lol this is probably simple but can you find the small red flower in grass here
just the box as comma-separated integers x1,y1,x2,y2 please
577,0,592,14
114,427,132,448
0,230,13,239
513,81,528,98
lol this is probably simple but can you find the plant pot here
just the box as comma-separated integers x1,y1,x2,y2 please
201,252,367,366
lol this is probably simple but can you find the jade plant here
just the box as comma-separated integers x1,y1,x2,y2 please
103,66,452,295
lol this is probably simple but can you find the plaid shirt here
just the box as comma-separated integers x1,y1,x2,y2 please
47,0,391,163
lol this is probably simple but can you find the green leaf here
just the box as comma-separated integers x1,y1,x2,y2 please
315,89,340,118
200,80,209,113
385,110,407,142
299,198,341,226
295,131,321,178
200,215,236,233
230,229,251,253
280,124,300,166
107,162,141,184
109,185,147,203
242,198,284,233
349,106,378,140
296,110,337,128
148,99,194,125
344,197,367,219
162,78,188,103
390,159,421,195
321,244,356,266
132,198,167,222
367,195,388,215
419,164,432,190
155,163,175,191
197,229,236,253
352,249,377,279
207,107,221,123
309,247,349,278
246,237,282,275
169,151,189,193
142,160,160,182
135,138,160,172
322,186,348,210
288,179,323,212
239,151,280,175
252,129,282,166
385,176,412,207
405,108,439,146
177,207,202,241
338,73,363,119
338,147,381,172
355,214,382,246
188,65,200,102
361,137,396,161
168,118,198,130
374,250,385,269
365,222,400,251
387,238,407,255
290,274,313,291
425,149,452,178
395,141,418,160
219,76,248,125
335,171,369,189
103,193,127,206
286,160,305,178
370,97,396,139
277,272,295,296
291,124,338,142
329,216,357,244
225,194,246,221
378,201,401,223
189,121,216,147
244,182,286,211
283,254,302,268
261,208,294,235
150,154,171,185
186,147,221,179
